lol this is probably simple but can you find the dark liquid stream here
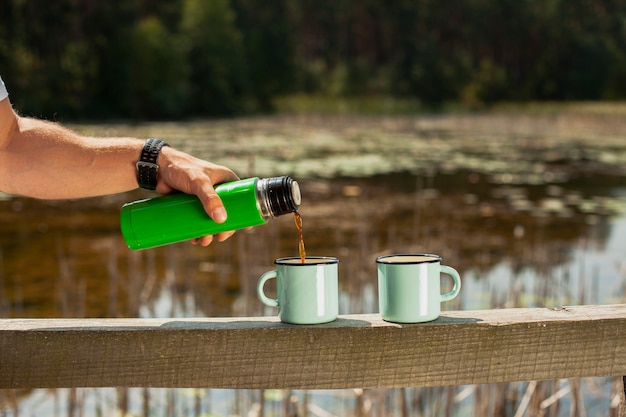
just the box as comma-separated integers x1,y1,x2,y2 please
294,211,306,263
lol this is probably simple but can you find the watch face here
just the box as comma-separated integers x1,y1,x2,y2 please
137,139,168,190
137,161,159,190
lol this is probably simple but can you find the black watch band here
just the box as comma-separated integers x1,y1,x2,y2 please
137,138,169,190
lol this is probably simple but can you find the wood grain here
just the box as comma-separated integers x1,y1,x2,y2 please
1,305,625,389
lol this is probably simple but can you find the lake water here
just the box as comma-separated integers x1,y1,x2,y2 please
1,112,625,416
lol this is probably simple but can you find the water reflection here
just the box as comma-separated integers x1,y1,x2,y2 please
2,172,623,319
1,112,626,416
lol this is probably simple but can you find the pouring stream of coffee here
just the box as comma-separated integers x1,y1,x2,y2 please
294,211,306,263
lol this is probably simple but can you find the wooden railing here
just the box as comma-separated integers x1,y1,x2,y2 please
1,304,625,390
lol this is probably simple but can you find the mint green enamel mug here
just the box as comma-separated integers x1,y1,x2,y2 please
257,257,339,324
376,254,461,323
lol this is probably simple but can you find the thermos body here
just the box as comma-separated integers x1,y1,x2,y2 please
120,176,300,250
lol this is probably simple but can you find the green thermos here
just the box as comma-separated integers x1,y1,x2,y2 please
120,176,301,250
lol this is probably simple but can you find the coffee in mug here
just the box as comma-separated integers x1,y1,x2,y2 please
376,254,461,323
257,256,339,324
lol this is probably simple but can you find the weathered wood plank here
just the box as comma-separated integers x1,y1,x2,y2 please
1,304,625,389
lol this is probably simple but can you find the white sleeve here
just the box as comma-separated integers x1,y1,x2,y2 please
0,77,7,101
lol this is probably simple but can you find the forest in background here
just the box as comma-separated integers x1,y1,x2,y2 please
2,0,626,120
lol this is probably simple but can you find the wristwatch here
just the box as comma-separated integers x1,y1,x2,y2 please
137,138,169,190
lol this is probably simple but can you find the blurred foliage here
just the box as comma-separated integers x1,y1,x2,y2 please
1,0,626,119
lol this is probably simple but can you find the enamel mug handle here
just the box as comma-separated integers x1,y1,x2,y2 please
257,270,279,307
440,265,461,302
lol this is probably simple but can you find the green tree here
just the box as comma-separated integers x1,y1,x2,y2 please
180,0,246,115
125,17,190,119
232,0,297,111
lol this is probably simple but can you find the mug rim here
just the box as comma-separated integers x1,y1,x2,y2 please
275,256,339,265
376,254,442,264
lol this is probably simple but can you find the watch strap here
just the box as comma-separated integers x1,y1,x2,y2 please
137,138,169,190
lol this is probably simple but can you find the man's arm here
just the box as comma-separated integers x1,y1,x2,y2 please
0,99,141,198
0,96,238,245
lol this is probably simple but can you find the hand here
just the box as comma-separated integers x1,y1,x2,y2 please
156,146,240,245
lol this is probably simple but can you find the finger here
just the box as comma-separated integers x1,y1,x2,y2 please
215,230,236,242
201,191,228,224
192,235,214,246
